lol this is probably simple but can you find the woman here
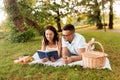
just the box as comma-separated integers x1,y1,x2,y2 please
40,25,62,62
14,25,61,63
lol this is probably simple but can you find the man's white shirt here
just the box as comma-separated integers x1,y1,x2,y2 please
62,33,87,55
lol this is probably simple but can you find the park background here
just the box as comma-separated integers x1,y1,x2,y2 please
0,0,120,80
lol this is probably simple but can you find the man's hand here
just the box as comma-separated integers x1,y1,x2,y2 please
63,56,72,64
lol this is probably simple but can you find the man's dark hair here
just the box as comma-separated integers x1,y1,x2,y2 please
63,24,75,31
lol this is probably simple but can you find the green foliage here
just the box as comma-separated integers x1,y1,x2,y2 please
17,0,37,7
18,0,56,28
86,14,98,25
0,18,14,39
1,18,43,42
10,28,35,43
4,0,115,32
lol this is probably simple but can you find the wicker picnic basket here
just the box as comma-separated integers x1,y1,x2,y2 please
82,41,108,69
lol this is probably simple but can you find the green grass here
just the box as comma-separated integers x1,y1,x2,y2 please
0,30,120,80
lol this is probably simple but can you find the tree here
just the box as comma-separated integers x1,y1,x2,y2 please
79,0,104,29
94,0,103,29
55,10,62,32
3,0,115,34
4,0,41,32
109,0,113,29
4,0,25,32
3,0,42,42
34,0,78,32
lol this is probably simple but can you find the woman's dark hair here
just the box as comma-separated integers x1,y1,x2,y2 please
62,24,75,31
43,25,59,45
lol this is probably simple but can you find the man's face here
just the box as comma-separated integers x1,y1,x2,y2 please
62,30,74,42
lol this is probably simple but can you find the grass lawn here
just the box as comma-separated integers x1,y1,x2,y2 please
0,29,120,80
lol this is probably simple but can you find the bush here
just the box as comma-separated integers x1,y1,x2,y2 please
1,18,44,42
10,28,35,43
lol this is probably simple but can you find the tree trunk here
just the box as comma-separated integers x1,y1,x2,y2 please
96,15,103,29
4,0,25,32
109,0,113,29
56,11,62,32
95,0,103,29
25,17,41,30
13,16,25,32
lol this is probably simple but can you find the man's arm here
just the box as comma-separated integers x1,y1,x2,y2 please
62,47,69,58
65,48,85,64
70,48,85,61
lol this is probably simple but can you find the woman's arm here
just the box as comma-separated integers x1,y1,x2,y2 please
41,40,46,51
57,38,62,58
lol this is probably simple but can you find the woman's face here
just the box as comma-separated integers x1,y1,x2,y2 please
45,29,54,42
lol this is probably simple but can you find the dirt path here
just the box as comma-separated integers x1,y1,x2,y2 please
108,30,120,33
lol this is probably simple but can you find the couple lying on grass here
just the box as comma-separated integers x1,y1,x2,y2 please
15,24,93,64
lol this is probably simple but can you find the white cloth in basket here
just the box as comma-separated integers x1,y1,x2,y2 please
30,52,112,70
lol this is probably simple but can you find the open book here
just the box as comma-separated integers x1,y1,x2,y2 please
37,50,59,60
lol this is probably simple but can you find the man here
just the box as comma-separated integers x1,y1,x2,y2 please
62,24,87,64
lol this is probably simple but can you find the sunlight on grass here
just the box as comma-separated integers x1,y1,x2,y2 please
0,29,120,79
75,21,120,31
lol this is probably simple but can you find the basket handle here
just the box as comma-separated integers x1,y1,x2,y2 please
87,41,104,53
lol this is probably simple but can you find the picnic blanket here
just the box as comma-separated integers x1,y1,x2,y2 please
30,52,112,70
